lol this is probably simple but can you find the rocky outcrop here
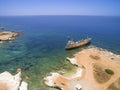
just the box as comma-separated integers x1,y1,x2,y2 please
44,47,120,90
44,72,60,87
0,71,27,90
0,31,20,44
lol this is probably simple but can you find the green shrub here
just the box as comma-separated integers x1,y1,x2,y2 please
105,69,114,75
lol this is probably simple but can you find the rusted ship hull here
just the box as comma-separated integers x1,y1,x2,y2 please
65,42,91,50
65,38,91,50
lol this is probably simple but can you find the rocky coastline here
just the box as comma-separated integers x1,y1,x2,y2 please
0,69,28,90
44,47,120,90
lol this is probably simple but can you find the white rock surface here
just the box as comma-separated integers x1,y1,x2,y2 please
44,72,59,87
70,68,83,79
66,57,79,66
19,81,28,90
75,84,82,90
0,71,28,90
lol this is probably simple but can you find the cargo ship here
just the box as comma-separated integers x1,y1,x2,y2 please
65,38,91,50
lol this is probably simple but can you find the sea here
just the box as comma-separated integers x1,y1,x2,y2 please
0,15,120,90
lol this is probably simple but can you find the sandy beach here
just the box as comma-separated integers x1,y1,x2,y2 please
44,47,120,90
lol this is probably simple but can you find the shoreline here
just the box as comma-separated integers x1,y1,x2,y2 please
44,47,120,90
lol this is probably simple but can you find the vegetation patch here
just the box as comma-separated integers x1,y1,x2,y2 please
89,55,100,60
93,64,111,83
105,69,114,75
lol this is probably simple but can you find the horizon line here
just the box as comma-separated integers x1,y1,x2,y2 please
0,14,120,17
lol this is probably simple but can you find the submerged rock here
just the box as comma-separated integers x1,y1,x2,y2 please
0,27,5,30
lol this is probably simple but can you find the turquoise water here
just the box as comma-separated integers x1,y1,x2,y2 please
0,16,120,90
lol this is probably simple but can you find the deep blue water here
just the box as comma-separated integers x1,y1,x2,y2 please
0,15,120,90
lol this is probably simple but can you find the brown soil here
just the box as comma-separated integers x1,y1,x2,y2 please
93,63,111,83
107,77,120,90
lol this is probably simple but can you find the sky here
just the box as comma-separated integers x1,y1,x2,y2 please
0,0,120,16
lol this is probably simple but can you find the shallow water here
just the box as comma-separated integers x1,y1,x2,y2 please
0,15,120,90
